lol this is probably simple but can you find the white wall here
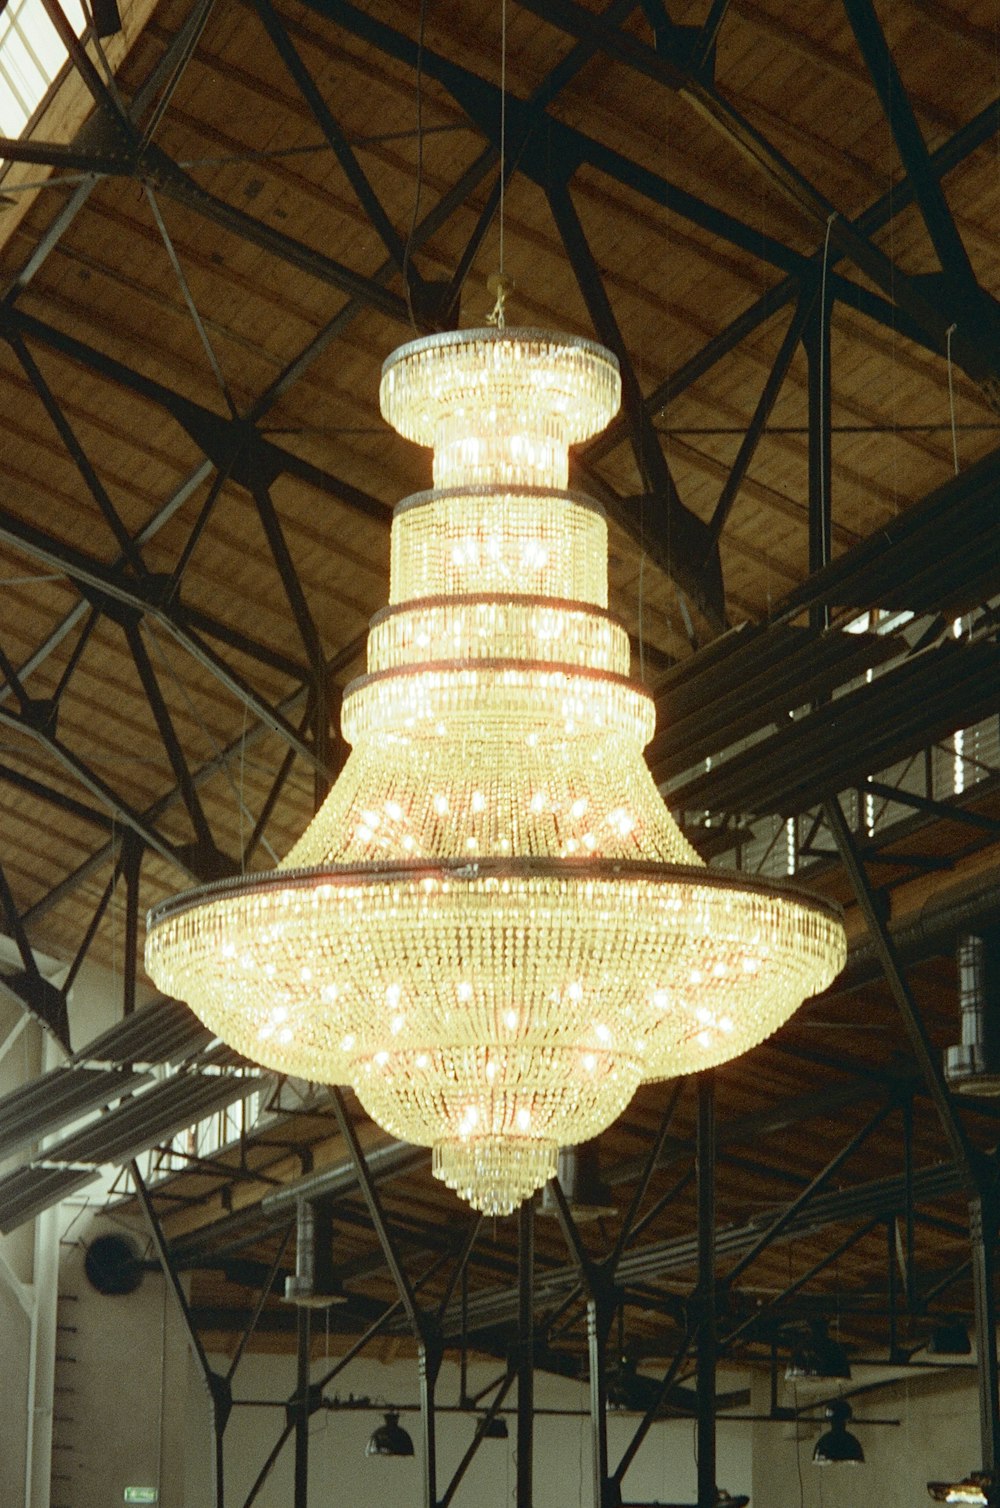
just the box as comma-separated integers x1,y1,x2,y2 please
0,951,158,1508
0,989,43,1508
51,1211,192,1508
750,1365,982,1508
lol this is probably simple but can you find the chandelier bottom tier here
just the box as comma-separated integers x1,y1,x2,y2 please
146,327,846,1216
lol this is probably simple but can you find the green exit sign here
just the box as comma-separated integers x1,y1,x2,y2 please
124,1491,158,1505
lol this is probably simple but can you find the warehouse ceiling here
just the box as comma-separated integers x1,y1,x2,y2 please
0,0,999,1393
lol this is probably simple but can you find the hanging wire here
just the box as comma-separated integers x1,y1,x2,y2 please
499,0,507,279
238,698,249,875
946,323,961,476
402,0,428,331
486,0,511,331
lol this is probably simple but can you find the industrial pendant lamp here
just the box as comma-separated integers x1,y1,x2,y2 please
366,1411,414,1459
812,1400,865,1466
145,324,846,1216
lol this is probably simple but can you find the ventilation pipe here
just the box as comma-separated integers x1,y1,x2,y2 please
284,1198,345,1307
945,932,1000,1095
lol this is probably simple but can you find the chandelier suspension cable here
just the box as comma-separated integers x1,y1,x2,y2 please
402,0,428,331
487,0,510,331
499,0,507,283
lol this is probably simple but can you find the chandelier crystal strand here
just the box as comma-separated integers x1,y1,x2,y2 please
145,327,847,1217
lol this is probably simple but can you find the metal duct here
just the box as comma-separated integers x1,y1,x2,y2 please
284,1198,344,1307
945,931,1000,1095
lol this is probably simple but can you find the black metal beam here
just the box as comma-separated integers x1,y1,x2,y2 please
125,621,216,851
824,795,982,1192
0,501,318,766
439,1371,516,1508
9,333,149,575
250,483,326,678
252,0,407,274
841,0,979,296
0,699,199,879
301,0,810,284
226,1222,295,1385
864,779,1000,836
722,1216,884,1353
588,92,1000,462
121,833,142,1018
0,139,131,173
0,305,390,528
724,1097,895,1285
546,180,724,625
609,1079,687,1270
328,1090,422,1332
706,291,814,551
510,0,1000,398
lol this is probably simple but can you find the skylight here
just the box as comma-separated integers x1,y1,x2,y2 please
0,0,86,139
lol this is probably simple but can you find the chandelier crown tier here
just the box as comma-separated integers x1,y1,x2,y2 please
145,326,847,1218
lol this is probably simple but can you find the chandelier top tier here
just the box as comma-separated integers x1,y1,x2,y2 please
380,327,621,490
145,324,846,1218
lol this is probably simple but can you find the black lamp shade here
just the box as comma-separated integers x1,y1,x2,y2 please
481,1414,509,1440
812,1400,864,1466
366,1411,414,1458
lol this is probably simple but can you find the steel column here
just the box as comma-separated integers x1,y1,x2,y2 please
696,1073,716,1508
419,1334,443,1508
294,1304,311,1508
517,1199,535,1508
970,1195,1000,1489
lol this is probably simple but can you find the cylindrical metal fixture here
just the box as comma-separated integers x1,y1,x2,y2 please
946,932,1000,1095
284,1199,343,1306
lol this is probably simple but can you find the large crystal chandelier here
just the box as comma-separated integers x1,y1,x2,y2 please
145,326,846,1216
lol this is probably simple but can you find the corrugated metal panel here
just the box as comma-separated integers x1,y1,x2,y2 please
0,1165,97,1234
76,997,214,1067
189,1041,256,1071
45,1072,264,1166
0,1065,150,1162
